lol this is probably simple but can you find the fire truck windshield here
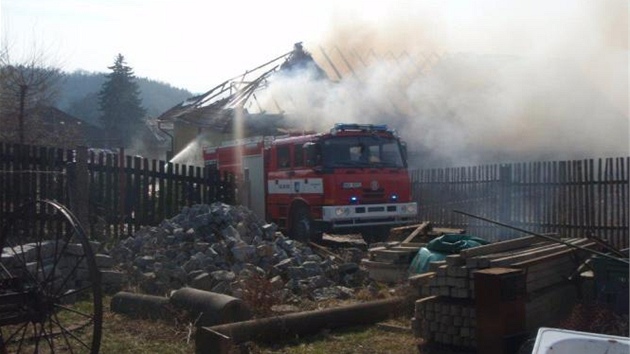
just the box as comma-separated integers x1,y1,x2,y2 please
321,136,405,168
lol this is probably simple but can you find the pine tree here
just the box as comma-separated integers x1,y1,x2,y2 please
98,54,146,147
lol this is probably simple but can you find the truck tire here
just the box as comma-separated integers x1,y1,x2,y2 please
290,206,322,243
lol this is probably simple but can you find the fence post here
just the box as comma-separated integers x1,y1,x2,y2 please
69,146,90,230
499,164,513,239
119,147,126,237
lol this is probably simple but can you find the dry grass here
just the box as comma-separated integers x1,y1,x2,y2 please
96,291,486,354
96,293,436,354
94,243,457,353
251,322,420,354
99,297,194,353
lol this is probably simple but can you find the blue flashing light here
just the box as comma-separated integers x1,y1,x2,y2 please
332,123,389,134
390,194,399,202
350,196,359,204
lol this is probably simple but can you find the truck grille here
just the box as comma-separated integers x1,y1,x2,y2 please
355,205,398,213
362,188,385,203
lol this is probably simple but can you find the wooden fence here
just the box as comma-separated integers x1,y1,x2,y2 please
0,143,237,242
410,157,629,249
2,142,628,250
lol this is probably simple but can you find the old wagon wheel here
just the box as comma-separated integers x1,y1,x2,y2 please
0,199,103,353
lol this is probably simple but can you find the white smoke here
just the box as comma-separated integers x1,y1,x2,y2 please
255,0,628,168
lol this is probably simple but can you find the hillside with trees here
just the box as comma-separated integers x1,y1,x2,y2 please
57,70,193,127
1,46,193,157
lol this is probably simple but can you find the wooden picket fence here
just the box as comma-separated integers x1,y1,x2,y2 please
1,142,628,250
410,157,629,249
0,143,236,242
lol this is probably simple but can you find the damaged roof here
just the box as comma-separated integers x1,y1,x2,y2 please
156,43,328,133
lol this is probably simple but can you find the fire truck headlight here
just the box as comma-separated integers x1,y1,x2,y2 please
335,207,350,217
402,204,417,214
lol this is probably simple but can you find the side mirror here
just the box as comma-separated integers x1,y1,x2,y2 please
400,142,408,164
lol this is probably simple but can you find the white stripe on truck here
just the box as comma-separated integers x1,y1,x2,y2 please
268,178,324,194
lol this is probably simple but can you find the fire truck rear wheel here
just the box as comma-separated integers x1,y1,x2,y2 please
290,206,322,243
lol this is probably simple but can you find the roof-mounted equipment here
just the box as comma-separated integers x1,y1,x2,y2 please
330,123,390,135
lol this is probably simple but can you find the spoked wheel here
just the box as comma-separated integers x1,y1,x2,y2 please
0,199,102,353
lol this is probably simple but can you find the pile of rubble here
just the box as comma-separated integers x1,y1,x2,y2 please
110,203,372,303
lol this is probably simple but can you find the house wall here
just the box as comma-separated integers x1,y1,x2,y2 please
173,121,199,155
173,121,233,165
171,113,288,164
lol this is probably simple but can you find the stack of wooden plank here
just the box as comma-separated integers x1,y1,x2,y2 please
361,242,425,283
361,222,465,283
410,235,598,350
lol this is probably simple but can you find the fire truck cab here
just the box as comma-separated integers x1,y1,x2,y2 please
203,123,417,243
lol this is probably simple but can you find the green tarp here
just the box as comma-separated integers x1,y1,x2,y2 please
408,234,490,274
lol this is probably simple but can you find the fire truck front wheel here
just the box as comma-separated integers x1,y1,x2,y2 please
290,206,322,243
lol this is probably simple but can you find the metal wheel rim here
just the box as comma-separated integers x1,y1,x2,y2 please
0,199,103,353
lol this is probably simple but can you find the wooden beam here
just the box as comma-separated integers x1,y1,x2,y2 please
489,239,594,267
459,236,545,259
409,272,436,287
391,223,428,233
511,242,596,268
431,227,466,235
402,221,432,244
308,242,343,264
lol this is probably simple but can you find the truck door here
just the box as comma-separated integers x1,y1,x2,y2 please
291,143,324,219
267,145,293,228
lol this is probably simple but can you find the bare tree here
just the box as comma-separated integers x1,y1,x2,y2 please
0,42,63,145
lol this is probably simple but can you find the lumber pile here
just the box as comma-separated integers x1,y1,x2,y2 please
361,242,425,282
388,222,465,243
361,223,465,283
411,235,598,350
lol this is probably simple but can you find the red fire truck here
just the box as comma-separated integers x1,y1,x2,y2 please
203,123,418,243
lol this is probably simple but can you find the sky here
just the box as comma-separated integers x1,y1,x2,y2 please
2,0,335,93
2,0,628,164
2,0,624,93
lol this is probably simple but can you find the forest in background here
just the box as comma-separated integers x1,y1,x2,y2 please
56,70,194,126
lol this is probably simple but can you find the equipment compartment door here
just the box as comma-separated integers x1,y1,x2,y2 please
243,155,265,219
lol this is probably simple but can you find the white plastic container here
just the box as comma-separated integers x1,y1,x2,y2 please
532,327,630,354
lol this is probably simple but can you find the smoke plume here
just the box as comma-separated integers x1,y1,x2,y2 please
257,0,628,168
